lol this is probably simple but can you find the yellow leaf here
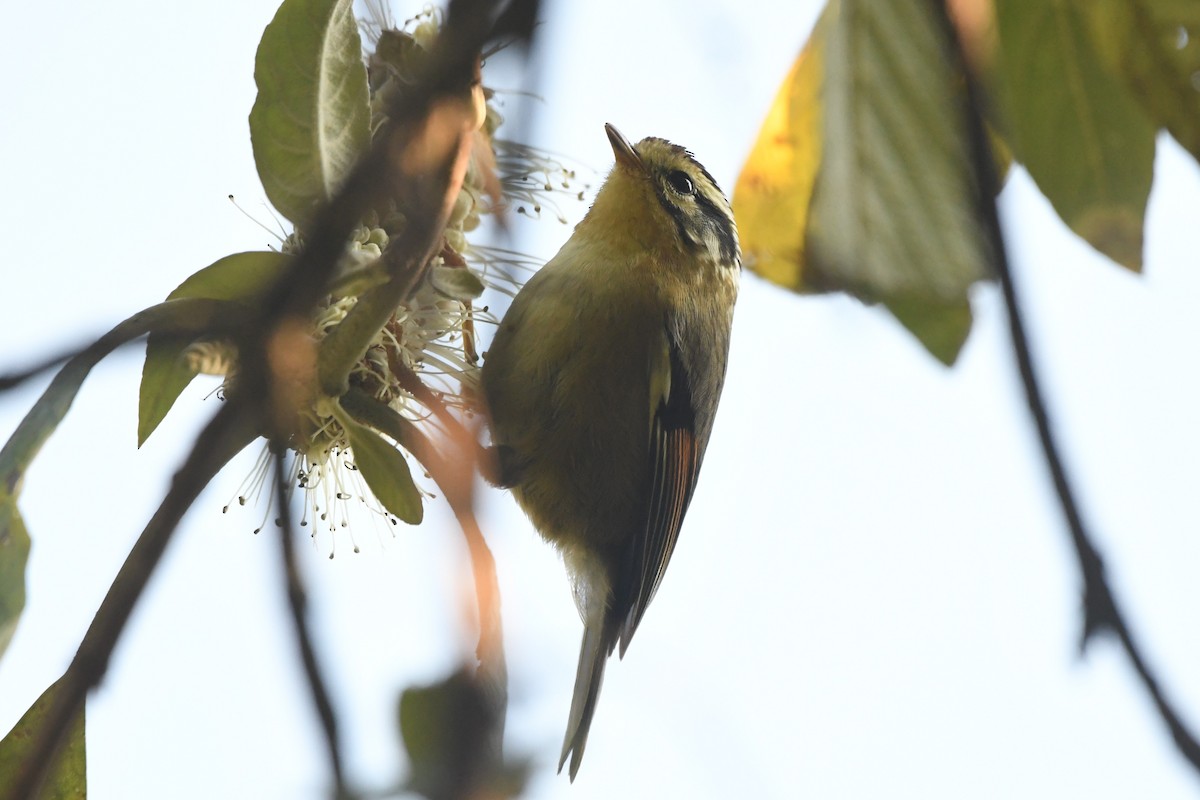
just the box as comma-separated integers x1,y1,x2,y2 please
734,0,1002,365
732,8,827,292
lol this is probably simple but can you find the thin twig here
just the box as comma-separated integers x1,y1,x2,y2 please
4,400,260,800
453,494,507,761
0,349,89,392
0,326,232,394
937,0,1200,773
272,445,348,797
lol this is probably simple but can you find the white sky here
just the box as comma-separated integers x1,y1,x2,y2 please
2,1,1200,798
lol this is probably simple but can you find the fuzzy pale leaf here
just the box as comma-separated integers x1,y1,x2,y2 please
806,0,995,364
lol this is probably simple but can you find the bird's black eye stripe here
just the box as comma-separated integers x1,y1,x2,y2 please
666,170,694,195
691,189,740,267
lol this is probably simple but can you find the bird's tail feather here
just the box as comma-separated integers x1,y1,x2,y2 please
558,619,612,781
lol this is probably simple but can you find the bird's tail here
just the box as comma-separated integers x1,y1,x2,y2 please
558,618,612,781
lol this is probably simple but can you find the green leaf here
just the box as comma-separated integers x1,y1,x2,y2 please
399,669,498,800
1081,0,1200,164
883,296,974,366
429,265,485,301
805,0,994,364
163,250,293,302
0,498,30,660
249,0,371,227
138,251,291,446
995,0,1156,271
0,679,86,800
334,404,423,524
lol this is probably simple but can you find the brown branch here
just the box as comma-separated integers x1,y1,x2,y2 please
0,324,238,394
4,400,260,800
0,348,94,392
937,0,1200,774
453,490,507,763
271,445,348,797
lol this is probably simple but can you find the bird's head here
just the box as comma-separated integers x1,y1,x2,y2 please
582,123,740,272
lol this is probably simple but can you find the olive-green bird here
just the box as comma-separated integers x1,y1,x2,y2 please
482,123,739,780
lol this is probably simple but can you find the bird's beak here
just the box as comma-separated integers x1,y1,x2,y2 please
605,123,644,172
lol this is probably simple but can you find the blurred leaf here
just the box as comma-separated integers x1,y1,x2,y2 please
0,498,30,660
0,678,86,800
335,405,423,524
139,251,291,446
1081,0,1200,163
399,668,526,800
806,0,995,364
995,0,1155,270
249,0,370,227
732,5,827,291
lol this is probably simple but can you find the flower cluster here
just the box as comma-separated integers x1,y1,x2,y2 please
223,6,589,549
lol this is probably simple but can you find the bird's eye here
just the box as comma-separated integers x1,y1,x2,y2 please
666,170,695,195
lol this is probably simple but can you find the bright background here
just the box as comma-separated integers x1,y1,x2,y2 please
2,1,1200,798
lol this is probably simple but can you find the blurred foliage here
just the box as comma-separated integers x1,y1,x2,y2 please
735,0,1200,363
812,0,993,364
0,499,29,660
1080,0,1200,165
0,680,85,800
399,668,527,800
995,0,1155,271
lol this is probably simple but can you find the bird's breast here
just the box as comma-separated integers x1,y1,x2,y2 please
484,250,666,553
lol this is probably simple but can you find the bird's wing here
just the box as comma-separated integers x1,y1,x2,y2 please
617,324,701,656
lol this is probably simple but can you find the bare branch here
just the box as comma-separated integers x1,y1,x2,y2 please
938,0,1200,774
272,445,348,797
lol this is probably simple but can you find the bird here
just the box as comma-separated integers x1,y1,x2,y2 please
481,122,740,780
